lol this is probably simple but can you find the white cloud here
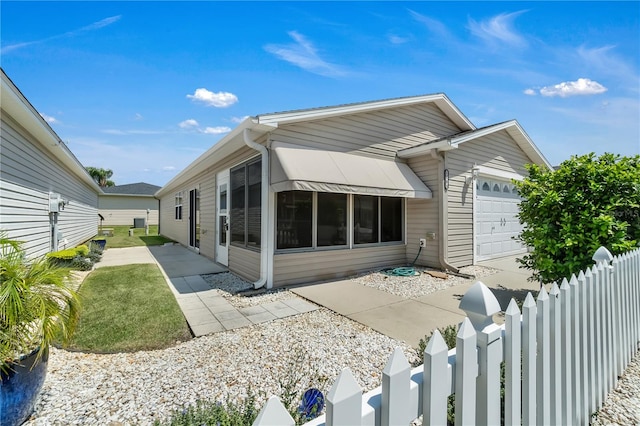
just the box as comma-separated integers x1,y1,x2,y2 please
539,78,608,98
40,113,58,123
231,116,250,124
134,113,143,121
523,88,537,96
388,34,410,45
2,15,121,54
179,119,199,129
202,126,231,135
468,11,528,48
163,166,176,171
187,88,238,108
264,31,347,77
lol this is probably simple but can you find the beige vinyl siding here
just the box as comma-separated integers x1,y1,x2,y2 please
158,146,259,262
271,103,461,159
229,246,260,282
406,155,440,267
445,130,531,267
272,244,406,287
1,116,98,258
99,195,159,226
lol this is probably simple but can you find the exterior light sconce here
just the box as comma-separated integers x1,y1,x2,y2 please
443,169,450,191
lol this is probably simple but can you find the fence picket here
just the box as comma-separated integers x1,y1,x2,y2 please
326,368,364,426
381,347,411,426
504,299,521,426
585,266,597,415
549,282,562,426
253,396,295,426
423,329,450,426
454,318,477,426
536,286,551,425
576,270,588,424
521,292,537,426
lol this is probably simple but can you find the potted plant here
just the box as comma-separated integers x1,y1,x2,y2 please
1,232,80,426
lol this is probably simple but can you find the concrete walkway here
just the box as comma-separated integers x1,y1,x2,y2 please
291,255,540,347
97,244,317,336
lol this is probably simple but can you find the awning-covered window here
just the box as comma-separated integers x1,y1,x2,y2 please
270,142,432,199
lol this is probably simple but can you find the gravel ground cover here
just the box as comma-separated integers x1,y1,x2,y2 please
26,269,639,425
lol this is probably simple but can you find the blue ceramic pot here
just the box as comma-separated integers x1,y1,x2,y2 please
1,347,48,426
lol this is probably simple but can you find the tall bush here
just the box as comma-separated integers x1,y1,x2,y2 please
514,152,640,284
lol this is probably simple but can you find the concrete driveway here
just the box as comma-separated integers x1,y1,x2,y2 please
291,255,541,348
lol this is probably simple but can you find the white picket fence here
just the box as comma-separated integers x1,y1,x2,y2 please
253,246,640,425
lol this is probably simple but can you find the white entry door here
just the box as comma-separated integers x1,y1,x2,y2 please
475,178,526,261
216,171,230,266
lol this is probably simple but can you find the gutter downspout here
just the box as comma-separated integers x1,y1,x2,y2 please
243,129,271,289
432,149,460,273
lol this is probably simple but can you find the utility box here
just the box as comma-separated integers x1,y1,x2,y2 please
133,218,146,228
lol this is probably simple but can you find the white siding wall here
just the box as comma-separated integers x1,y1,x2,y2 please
445,130,531,267
1,116,98,258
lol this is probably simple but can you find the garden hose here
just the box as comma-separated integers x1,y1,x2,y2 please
383,245,422,277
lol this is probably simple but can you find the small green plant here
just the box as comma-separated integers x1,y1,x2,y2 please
156,391,260,426
47,245,95,270
70,255,93,271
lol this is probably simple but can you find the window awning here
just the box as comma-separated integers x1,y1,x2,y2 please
270,142,432,199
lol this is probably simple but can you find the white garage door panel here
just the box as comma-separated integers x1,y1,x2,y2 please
475,178,526,261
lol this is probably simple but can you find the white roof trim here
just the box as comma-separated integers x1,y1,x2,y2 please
398,120,553,170
1,70,102,192
156,118,276,197
257,93,475,131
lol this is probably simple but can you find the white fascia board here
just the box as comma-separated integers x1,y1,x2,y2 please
1,71,102,193
156,118,276,197
257,93,476,131
396,138,453,158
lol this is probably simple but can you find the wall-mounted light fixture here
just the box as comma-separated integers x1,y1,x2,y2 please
443,169,450,191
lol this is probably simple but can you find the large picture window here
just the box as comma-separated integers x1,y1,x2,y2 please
276,191,401,250
230,158,261,249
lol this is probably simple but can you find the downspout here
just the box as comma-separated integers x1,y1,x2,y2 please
243,129,271,289
432,149,460,273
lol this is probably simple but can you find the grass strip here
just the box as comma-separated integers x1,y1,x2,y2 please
99,225,174,248
65,264,191,352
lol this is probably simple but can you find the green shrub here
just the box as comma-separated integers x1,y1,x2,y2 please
515,153,640,284
70,255,93,271
47,245,94,270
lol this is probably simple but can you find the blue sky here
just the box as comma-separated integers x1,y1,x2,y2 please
2,1,639,186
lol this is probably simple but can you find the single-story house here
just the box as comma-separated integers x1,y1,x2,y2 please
99,182,160,227
0,68,101,258
156,94,553,289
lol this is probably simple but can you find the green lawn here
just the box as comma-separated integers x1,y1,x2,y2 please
98,225,174,248
65,264,191,352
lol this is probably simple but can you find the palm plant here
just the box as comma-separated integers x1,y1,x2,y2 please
0,232,80,372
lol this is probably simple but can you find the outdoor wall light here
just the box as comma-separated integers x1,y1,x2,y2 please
444,169,450,191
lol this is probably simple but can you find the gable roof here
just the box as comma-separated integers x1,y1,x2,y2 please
256,93,475,130
397,119,553,170
157,93,475,197
1,68,102,192
102,182,161,196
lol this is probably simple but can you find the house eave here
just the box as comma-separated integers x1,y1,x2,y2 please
257,93,476,131
1,69,102,193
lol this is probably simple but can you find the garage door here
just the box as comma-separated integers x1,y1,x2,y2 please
475,178,526,261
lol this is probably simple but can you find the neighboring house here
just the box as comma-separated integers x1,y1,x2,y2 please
156,94,553,289
99,182,160,226
0,69,102,258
